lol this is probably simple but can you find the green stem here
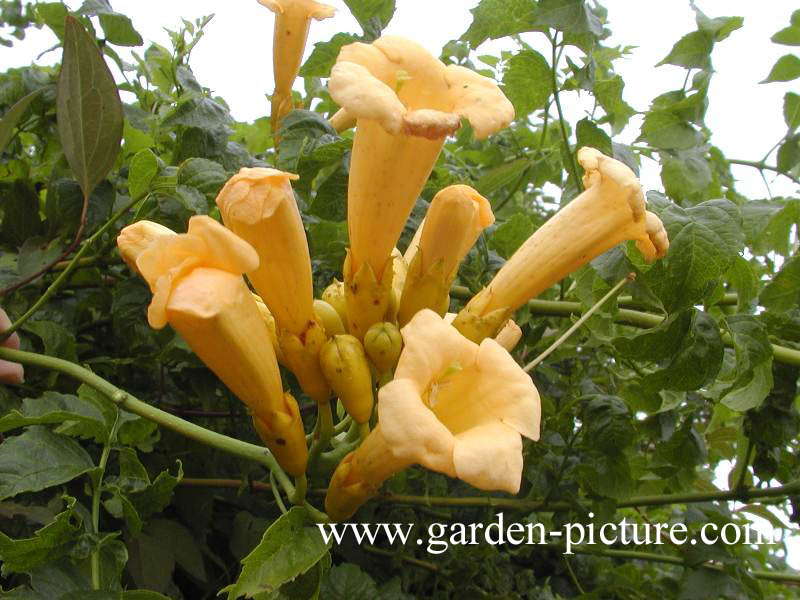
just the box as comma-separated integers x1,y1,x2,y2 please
375,479,800,512
270,472,288,514
0,347,294,496
545,544,800,585
523,275,632,372
727,158,800,185
449,288,800,367
1,196,141,342
293,474,308,505
308,402,335,469
90,414,119,590
549,32,582,194
357,422,370,442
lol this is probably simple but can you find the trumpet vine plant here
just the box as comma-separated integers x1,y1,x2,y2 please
0,0,800,598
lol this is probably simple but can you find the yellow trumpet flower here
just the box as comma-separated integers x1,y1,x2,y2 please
329,35,514,337
215,167,331,404
130,216,307,476
453,147,670,342
398,185,494,325
325,309,540,521
257,0,335,130
116,220,175,274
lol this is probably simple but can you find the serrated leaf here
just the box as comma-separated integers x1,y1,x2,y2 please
460,0,537,48
534,0,602,36
488,213,534,259
320,564,377,600
0,427,95,501
639,110,702,150
343,0,395,39
576,118,612,158
760,253,800,312
594,75,635,134
502,48,551,117
720,316,773,412
740,198,799,256
660,147,712,203
644,199,743,312
0,89,43,154
57,16,123,201
127,149,158,200
0,392,107,441
300,33,359,78
576,451,633,499
657,30,713,69
222,507,330,600
0,497,81,575
762,54,800,83
777,133,800,173
176,157,227,202
694,8,743,42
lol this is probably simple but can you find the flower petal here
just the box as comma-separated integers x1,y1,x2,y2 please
186,216,259,274
329,61,406,135
452,421,523,494
394,309,478,393
378,377,456,477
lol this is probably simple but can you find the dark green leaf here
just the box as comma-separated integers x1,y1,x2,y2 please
740,198,799,256
488,213,534,259
0,427,95,501
721,316,774,412
35,3,69,40
460,0,537,47
582,395,634,451
760,253,800,312
660,148,712,203
762,54,800,83
1,180,42,247
0,497,81,575
23,320,78,363
57,16,123,200
576,118,613,158
0,392,106,440
639,110,702,150
0,89,43,154
300,33,359,78
343,0,395,39
222,507,330,600
576,451,633,499
320,564,377,600
308,219,348,274
533,0,603,36
502,49,551,117
176,157,227,202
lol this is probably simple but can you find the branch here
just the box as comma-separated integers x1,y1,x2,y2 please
544,544,800,585
549,32,582,194
449,287,800,368
728,158,800,186
374,479,800,512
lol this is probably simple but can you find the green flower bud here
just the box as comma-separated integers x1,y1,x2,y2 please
363,322,402,374
320,335,374,424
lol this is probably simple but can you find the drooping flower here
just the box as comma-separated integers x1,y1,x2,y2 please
328,35,514,338
325,310,540,521
216,168,330,404
130,216,307,476
116,220,175,274
257,0,336,131
398,184,494,325
453,147,670,342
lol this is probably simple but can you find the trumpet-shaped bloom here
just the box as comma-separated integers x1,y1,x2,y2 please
116,220,175,274
216,167,330,404
453,147,670,342
330,36,513,335
258,0,335,129
398,185,494,325
131,216,307,476
325,310,540,520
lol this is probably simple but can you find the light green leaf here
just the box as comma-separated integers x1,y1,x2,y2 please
0,427,95,501
0,496,81,575
502,48,551,117
772,25,800,46
784,92,800,131
762,54,800,83
0,89,43,154
639,110,702,150
594,75,635,134
57,16,124,201
461,0,537,48
760,253,800,312
127,149,158,201
657,30,713,69
533,0,602,36
660,147,712,203
222,507,330,600
343,0,395,39
475,157,531,196
740,198,799,256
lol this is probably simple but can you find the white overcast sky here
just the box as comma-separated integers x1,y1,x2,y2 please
3,0,799,567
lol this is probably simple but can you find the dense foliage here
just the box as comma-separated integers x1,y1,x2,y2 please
0,0,800,598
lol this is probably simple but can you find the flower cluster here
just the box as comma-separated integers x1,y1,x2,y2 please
116,9,670,521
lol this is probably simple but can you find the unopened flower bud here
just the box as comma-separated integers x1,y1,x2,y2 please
313,299,346,336
321,279,348,326
319,335,374,424
363,322,402,374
